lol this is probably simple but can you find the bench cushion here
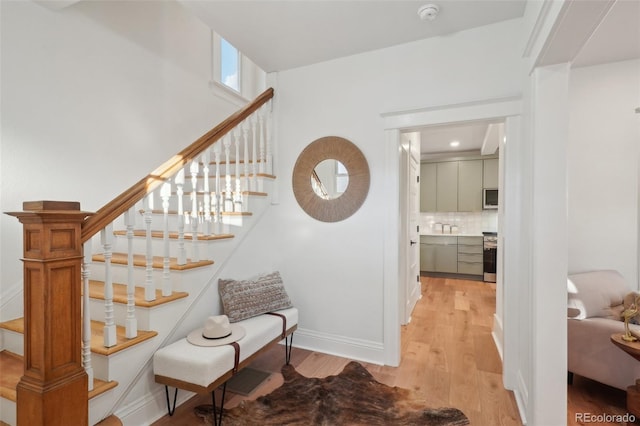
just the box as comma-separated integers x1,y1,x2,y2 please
153,308,298,389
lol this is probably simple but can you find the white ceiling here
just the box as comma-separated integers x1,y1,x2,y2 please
180,0,527,72
180,0,638,156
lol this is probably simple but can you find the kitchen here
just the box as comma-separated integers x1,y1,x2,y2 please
416,120,502,283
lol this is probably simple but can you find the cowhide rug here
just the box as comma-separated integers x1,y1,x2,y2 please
194,361,469,426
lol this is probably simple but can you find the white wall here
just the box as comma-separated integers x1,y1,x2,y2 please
269,19,523,363
0,0,263,316
568,59,640,287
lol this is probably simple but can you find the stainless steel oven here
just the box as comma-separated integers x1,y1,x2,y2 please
483,232,497,283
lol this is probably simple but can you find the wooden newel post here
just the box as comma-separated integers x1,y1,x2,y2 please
7,201,92,426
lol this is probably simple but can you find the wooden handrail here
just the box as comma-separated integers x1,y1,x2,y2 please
81,88,274,242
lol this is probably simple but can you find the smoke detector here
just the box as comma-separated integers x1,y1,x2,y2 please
418,4,440,21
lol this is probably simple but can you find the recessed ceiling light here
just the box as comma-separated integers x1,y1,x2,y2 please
450,141,460,147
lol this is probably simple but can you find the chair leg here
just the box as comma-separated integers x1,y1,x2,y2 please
568,371,574,385
285,333,294,365
164,386,178,416
211,382,228,426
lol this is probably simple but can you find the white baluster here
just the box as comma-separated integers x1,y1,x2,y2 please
101,223,117,348
251,114,259,192
213,143,222,234
233,129,243,212
190,160,200,262
144,193,156,301
242,122,250,192
82,241,94,391
124,207,137,339
258,110,266,174
266,99,273,175
223,135,234,212
161,182,172,297
175,169,186,265
202,151,211,235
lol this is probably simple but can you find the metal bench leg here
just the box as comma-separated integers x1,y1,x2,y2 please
285,332,294,365
211,382,228,426
164,386,178,416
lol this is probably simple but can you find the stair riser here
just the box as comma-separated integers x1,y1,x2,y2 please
0,330,22,356
1,398,16,426
88,294,189,331
102,231,236,265
92,337,158,383
89,263,216,297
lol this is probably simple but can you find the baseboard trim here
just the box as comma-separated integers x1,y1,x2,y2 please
514,370,529,425
492,313,504,361
293,327,385,366
115,385,195,426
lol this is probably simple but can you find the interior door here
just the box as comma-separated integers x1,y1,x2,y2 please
405,132,422,322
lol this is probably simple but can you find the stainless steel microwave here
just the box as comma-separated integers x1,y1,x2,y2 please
483,188,498,209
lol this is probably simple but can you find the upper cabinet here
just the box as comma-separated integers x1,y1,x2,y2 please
458,160,483,212
436,161,458,212
483,158,499,188
420,163,437,212
420,157,498,212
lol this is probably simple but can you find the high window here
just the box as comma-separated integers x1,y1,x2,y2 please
220,37,240,92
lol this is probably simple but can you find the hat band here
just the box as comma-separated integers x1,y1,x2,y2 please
202,331,232,340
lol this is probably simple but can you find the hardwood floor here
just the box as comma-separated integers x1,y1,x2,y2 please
151,277,630,425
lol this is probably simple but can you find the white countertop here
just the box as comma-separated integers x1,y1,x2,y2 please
420,232,484,237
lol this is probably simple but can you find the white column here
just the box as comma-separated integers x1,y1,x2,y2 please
528,63,570,426
100,223,117,348
124,207,137,339
160,182,172,297
81,241,94,391
251,114,258,192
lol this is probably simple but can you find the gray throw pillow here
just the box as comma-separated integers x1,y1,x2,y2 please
219,271,293,322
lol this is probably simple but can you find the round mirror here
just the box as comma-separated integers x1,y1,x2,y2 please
311,159,349,200
292,136,370,222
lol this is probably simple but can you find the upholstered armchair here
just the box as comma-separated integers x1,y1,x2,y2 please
567,270,640,390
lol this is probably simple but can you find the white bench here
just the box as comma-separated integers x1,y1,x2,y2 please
153,308,298,423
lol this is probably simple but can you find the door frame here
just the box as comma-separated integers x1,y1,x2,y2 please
381,96,522,371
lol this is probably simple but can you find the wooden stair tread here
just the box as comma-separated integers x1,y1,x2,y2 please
0,319,157,356
90,320,157,356
112,229,234,241
92,253,213,270
88,280,188,307
0,351,118,402
0,318,23,334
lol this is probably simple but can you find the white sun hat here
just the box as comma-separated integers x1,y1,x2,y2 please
187,315,246,347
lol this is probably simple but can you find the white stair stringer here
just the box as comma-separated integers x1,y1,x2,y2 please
88,178,275,425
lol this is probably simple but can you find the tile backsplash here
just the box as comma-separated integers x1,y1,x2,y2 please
421,211,498,235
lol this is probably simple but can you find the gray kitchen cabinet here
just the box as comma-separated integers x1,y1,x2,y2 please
420,162,437,212
483,158,499,189
421,235,458,273
436,162,458,212
457,160,483,212
457,236,483,276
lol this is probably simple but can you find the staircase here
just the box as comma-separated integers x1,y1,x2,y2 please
0,88,275,425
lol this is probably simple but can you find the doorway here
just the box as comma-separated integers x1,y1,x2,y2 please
381,97,521,375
